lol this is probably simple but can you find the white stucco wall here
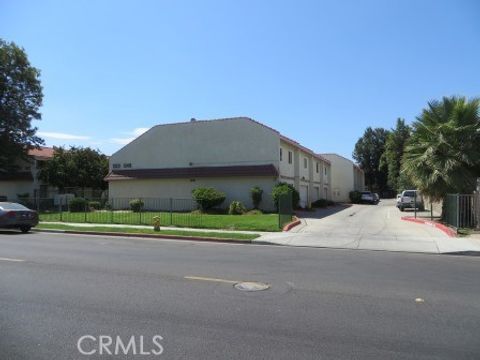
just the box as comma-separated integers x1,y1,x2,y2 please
321,154,358,202
0,181,35,201
278,141,295,179
110,118,280,170
109,176,277,211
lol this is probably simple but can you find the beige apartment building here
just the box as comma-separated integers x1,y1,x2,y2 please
106,117,331,210
320,153,365,203
0,147,54,201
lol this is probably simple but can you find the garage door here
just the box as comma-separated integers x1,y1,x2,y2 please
300,185,308,208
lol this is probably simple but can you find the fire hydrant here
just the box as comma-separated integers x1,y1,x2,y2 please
152,216,161,232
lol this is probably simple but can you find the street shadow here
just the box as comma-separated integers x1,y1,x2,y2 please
295,204,352,220
0,230,26,235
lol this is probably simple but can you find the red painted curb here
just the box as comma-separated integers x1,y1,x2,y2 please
34,229,252,243
401,217,457,237
283,218,301,232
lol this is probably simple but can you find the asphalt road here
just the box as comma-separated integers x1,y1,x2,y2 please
1,231,479,359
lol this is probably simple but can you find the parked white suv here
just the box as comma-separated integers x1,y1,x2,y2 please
397,190,424,212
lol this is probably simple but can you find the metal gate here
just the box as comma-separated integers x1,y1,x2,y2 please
444,193,480,229
278,192,293,229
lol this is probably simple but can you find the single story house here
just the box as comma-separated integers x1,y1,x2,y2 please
105,117,332,210
319,153,365,203
0,147,55,201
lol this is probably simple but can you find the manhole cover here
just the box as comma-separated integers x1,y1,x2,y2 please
234,282,270,292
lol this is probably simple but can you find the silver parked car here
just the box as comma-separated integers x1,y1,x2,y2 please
0,202,38,233
361,191,376,204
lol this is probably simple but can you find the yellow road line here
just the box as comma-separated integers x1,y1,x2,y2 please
0,257,25,262
184,276,238,284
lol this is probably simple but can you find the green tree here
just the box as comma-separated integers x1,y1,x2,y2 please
353,127,390,192
39,147,109,190
272,182,300,209
402,96,480,203
0,39,44,172
379,118,412,192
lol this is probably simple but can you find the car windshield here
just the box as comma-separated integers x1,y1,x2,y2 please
0,202,30,211
404,191,415,197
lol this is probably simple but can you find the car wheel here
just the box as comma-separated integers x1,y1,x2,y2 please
20,226,31,233
399,206,404,212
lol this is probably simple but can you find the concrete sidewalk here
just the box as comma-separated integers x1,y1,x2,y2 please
39,221,275,235
255,201,480,254
255,231,480,253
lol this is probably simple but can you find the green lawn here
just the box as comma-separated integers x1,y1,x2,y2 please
39,211,281,232
35,223,259,241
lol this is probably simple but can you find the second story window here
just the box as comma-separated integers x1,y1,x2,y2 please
112,163,121,169
316,162,319,173
280,148,283,161
123,163,132,168
304,158,307,169
324,167,328,176
288,151,292,164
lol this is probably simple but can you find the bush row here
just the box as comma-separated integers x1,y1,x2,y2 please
65,182,315,214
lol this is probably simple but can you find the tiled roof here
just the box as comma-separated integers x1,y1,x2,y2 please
28,147,54,159
0,171,34,181
105,164,278,181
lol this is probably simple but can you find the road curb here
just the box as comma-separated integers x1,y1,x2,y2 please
34,229,252,244
401,217,457,237
283,217,301,232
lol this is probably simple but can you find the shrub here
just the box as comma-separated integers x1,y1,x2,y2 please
129,198,144,212
272,182,300,209
349,191,362,204
192,187,226,211
327,200,335,206
88,201,101,210
228,201,247,215
250,186,263,209
69,197,88,212
312,199,329,208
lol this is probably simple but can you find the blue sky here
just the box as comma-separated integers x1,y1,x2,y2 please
1,0,479,159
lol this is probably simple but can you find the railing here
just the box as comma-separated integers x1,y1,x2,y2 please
18,197,203,228
278,192,293,228
444,193,480,229
16,196,283,230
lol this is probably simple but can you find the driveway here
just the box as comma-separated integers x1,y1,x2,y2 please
257,199,480,253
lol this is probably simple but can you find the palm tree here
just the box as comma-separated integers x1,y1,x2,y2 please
402,96,480,205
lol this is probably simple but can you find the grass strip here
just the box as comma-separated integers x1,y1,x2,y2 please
35,223,259,241
39,211,281,232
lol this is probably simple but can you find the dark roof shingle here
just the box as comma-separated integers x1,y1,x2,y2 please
105,164,278,181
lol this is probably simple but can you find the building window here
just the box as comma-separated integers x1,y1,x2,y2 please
316,162,319,173
288,151,292,164
304,158,307,169
112,163,121,169
123,163,132,168
324,167,328,176
280,148,283,161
